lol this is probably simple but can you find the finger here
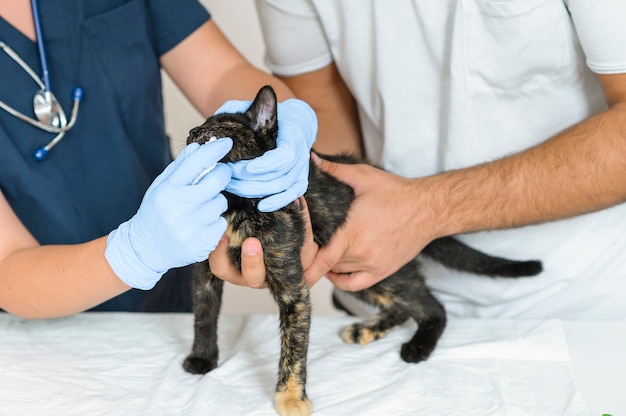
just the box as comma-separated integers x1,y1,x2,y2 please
256,185,302,212
197,193,229,224
150,143,201,189
296,197,318,270
188,164,232,201
240,238,267,288
213,100,252,115
245,145,294,173
303,234,348,287
168,138,233,186
311,152,362,190
228,166,293,188
209,236,247,286
225,171,300,202
327,270,374,292
191,217,228,262
174,141,201,165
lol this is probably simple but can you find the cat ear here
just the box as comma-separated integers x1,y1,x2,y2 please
245,85,278,136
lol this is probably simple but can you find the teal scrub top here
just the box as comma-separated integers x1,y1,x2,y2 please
0,0,211,312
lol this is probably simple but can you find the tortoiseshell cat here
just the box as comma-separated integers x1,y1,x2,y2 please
182,86,542,416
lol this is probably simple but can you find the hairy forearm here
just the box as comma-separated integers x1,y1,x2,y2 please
423,103,626,239
0,238,129,319
280,64,364,157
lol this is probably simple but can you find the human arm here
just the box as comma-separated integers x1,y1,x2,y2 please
279,64,364,157
160,20,296,116
302,72,626,290
0,193,128,319
0,141,232,319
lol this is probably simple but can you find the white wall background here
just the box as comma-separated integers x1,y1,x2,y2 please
162,0,340,316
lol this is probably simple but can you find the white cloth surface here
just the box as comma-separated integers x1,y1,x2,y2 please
0,313,588,415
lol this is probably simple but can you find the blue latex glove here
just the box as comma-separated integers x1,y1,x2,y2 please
105,139,233,290
215,98,317,212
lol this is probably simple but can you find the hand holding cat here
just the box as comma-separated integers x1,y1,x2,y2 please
105,139,233,290
209,196,319,288
304,154,436,291
215,98,318,212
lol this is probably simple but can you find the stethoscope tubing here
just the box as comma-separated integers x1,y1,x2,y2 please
0,2,84,160
0,39,45,90
30,0,51,92
0,85,82,133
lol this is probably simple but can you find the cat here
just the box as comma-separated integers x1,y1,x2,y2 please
182,86,542,416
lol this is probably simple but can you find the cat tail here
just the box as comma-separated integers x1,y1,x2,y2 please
421,236,542,278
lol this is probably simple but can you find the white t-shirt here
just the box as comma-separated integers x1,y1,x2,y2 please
255,0,626,320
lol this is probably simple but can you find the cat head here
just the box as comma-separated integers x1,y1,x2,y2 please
186,85,278,163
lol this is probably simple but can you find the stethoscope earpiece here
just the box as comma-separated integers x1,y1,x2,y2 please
32,146,49,161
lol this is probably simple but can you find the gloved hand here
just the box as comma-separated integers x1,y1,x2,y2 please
215,98,317,212
105,139,233,290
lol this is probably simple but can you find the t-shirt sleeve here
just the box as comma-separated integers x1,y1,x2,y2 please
146,0,211,57
254,0,332,76
566,0,626,74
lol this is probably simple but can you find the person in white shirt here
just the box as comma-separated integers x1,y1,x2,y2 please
214,0,626,320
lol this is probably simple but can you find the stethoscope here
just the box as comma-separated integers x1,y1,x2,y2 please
0,0,83,161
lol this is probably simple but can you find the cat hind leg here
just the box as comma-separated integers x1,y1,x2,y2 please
340,308,410,346
340,287,411,346
398,288,446,363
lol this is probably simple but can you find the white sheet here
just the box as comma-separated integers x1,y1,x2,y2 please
0,313,589,415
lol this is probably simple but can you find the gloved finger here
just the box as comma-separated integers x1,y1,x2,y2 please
277,99,318,148
188,163,232,198
228,156,296,184
196,193,229,224
226,157,308,199
149,143,201,190
244,141,296,173
173,141,202,167
189,217,228,263
228,157,292,184
167,138,232,186
225,173,292,198
257,183,303,212
213,100,252,115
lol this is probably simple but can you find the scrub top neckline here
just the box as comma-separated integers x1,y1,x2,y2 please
0,16,37,46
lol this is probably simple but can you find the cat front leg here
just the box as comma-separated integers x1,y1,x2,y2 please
183,262,223,374
268,277,313,416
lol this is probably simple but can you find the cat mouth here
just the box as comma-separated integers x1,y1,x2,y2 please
187,127,218,144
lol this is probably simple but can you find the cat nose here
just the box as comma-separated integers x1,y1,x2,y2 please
188,127,215,144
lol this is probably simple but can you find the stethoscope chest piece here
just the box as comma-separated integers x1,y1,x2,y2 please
0,0,84,161
33,89,66,128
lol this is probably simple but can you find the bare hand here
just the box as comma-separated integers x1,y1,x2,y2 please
209,197,319,288
304,154,435,291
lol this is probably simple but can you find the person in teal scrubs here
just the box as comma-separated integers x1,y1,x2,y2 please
0,1,316,318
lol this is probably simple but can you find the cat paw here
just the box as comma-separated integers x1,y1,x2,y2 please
341,323,383,345
182,355,217,375
400,341,433,363
275,395,312,416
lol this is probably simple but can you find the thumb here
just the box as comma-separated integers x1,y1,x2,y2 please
304,234,347,287
311,152,363,191
149,143,201,190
